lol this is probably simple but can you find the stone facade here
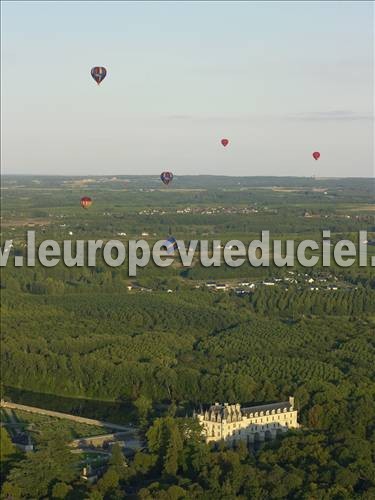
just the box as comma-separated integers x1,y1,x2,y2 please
196,396,299,444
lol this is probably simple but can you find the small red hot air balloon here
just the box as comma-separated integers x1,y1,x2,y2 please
80,196,92,209
312,151,320,161
91,66,107,85
221,138,229,147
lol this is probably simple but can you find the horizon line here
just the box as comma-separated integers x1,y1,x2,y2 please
1,173,374,180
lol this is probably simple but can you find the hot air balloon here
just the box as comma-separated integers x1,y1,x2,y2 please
221,138,229,147
91,66,107,85
80,196,92,209
160,171,174,186
312,151,320,161
163,236,178,254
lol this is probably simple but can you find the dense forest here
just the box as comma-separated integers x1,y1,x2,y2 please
1,176,374,498
1,288,375,405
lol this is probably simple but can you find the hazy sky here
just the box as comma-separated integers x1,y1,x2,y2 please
2,1,374,177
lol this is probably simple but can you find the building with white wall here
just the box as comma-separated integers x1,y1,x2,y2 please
195,396,299,444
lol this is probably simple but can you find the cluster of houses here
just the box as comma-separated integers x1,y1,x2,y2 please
201,271,352,295
193,206,260,215
136,206,265,216
125,270,353,296
138,209,166,216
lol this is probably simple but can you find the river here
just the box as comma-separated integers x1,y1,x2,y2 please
4,386,135,426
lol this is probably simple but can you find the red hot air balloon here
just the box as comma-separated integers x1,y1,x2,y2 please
160,171,174,186
80,196,92,209
312,151,320,161
221,138,229,147
91,66,107,85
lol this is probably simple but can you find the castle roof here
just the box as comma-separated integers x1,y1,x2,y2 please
204,403,241,422
242,400,292,416
199,398,294,422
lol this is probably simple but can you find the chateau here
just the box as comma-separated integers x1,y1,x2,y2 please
196,396,299,444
